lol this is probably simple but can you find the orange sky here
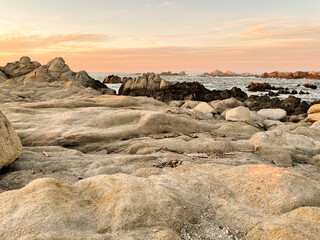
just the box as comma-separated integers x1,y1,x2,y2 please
1,0,319,73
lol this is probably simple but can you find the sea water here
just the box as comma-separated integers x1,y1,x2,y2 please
89,72,320,102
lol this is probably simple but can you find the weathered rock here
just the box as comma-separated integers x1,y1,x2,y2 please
193,102,217,115
249,130,319,163
263,120,285,130
257,108,287,121
226,106,251,122
0,111,22,169
119,74,247,103
0,57,115,95
0,164,319,239
306,104,320,122
2,56,41,78
210,97,244,113
247,207,320,240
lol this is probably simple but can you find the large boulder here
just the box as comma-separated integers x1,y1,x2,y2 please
210,97,244,113
306,104,320,122
225,106,251,122
249,130,319,163
0,111,22,169
257,108,287,121
193,102,217,115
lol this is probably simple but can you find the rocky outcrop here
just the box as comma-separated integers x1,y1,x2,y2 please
244,95,310,117
103,75,122,84
160,71,186,76
201,70,256,77
0,111,22,170
261,71,320,79
0,56,41,78
0,57,115,95
119,73,248,102
303,83,317,89
247,82,278,92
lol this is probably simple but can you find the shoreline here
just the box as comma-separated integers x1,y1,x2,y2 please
0,57,320,240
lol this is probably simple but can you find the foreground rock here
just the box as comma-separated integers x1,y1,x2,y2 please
0,164,319,239
0,111,22,169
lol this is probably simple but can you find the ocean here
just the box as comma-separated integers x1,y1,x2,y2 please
89,72,320,103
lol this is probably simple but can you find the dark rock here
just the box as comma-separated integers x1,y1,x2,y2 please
119,73,247,102
303,83,317,89
103,75,122,84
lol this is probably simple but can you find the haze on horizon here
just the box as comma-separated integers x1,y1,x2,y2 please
0,0,319,73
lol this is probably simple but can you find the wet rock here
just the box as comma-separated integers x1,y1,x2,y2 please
303,83,317,89
103,75,122,84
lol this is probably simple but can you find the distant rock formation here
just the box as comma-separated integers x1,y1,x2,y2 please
201,70,256,77
261,71,320,79
103,75,122,84
160,71,186,76
247,82,310,96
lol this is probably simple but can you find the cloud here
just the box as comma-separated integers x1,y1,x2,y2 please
160,1,174,8
6,39,316,73
0,33,109,53
235,22,320,42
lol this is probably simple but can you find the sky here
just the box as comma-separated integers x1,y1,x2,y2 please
0,0,319,73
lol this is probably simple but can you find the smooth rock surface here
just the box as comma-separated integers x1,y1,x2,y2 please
257,108,287,120
226,106,251,122
0,111,22,169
